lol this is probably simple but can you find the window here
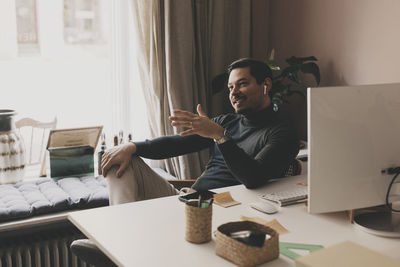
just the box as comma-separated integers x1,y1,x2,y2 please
63,0,104,44
15,0,40,54
0,0,149,148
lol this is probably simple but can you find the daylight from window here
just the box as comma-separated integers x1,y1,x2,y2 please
0,0,148,146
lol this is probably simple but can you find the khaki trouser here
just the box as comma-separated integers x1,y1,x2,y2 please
105,156,179,205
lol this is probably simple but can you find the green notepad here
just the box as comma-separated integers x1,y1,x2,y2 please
280,242,324,260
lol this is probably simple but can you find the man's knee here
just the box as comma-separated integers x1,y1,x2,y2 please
104,157,143,179
104,165,119,179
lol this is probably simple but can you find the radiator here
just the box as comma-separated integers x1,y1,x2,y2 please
0,226,91,267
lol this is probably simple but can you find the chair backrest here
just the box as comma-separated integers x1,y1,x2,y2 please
283,158,303,177
16,117,57,177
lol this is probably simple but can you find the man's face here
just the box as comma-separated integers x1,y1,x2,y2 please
228,67,271,114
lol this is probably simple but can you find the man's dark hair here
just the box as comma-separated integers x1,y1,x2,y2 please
227,58,273,84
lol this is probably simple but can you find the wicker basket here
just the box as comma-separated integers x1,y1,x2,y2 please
215,221,279,267
185,202,213,243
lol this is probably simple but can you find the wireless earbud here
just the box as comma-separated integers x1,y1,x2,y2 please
264,85,267,95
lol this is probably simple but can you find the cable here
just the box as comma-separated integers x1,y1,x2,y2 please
386,171,400,212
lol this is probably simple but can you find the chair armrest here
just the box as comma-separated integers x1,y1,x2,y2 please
167,179,196,190
284,159,302,177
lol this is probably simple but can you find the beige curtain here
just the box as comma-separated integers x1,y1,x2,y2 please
131,0,255,179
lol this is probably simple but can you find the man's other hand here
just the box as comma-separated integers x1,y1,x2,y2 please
100,142,136,178
169,104,224,139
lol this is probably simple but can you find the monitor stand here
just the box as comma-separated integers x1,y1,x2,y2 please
354,211,400,238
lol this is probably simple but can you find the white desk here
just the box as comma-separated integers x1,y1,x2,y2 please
68,174,399,266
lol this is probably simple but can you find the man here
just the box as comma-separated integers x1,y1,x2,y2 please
101,58,299,205
71,58,299,265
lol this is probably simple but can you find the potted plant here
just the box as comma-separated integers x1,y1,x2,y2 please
266,51,321,112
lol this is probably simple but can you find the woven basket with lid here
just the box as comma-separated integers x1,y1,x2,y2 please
215,221,279,267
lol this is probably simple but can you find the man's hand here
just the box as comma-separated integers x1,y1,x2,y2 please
169,104,224,139
100,142,136,178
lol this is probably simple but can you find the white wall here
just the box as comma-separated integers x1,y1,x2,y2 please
268,0,400,86
261,0,400,139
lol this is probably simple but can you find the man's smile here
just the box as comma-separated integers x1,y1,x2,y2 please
232,95,246,106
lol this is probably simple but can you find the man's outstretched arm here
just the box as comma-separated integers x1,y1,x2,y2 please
101,104,216,178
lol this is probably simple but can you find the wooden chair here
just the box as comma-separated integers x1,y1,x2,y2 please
16,117,57,177
168,158,303,190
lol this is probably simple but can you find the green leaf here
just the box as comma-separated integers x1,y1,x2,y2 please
286,56,318,65
300,62,321,85
265,59,280,71
272,97,283,105
270,82,288,96
288,71,300,84
281,86,289,95
280,65,301,80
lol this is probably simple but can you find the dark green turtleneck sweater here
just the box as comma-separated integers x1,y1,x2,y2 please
134,106,299,191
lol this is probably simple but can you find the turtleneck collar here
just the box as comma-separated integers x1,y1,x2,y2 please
241,105,278,126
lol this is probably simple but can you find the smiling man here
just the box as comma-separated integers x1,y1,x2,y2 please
101,58,300,204
176,58,299,191
71,58,300,266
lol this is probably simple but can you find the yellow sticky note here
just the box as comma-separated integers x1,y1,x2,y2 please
214,192,241,208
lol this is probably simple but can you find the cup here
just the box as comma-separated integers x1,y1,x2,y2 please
185,201,213,243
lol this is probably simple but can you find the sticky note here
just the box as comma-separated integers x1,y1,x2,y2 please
213,192,241,208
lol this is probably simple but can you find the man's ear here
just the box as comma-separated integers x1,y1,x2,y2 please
264,77,273,95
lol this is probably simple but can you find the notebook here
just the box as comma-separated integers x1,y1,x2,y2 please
295,241,400,267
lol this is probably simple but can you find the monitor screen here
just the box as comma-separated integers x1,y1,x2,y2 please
307,83,400,213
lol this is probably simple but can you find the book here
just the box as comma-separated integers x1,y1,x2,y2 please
46,126,103,179
295,241,400,267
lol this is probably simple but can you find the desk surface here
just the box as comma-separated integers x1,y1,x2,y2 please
68,174,400,266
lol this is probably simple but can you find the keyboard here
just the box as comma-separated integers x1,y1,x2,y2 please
260,187,308,206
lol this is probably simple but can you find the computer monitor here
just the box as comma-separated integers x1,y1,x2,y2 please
307,83,400,236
